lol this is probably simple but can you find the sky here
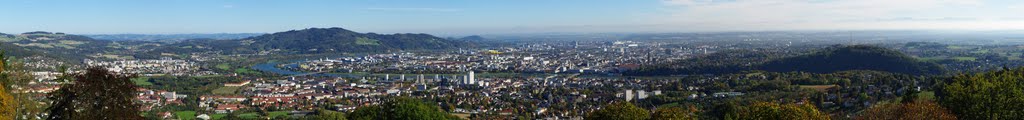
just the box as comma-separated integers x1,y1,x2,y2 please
1,0,1023,35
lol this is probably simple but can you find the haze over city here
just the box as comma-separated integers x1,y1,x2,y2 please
3,0,1024,35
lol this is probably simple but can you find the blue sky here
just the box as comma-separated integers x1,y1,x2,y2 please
1,0,1023,35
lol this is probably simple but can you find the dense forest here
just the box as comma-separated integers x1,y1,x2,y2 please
759,45,945,75
625,45,945,76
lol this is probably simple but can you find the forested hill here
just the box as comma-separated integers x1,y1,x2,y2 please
85,33,262,42
169,27,471,54
0,31,119,62
759,45,945,75
625,45,945,76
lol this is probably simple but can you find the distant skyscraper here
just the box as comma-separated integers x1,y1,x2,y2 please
625,90,634,101
573,41,579,49
468,71,475,85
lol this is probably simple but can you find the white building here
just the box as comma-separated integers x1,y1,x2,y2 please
468,71,476,85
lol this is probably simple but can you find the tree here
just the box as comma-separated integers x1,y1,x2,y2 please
347,97,459,120
855,100,956,120
940,67,1024,119
0,52,5,72
735,102,829,120
651,106,698,120
304,109,347,120
585,102,650,120
0,84,14,120
46,67,143,120
347,105,381,120
0,52,45,120
717,103,740,120
0,52,16,120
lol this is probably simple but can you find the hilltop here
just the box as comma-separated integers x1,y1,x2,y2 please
85,33,262,42
0,31,124,61
759,45,945,75
626,45,945,76
156,27,471,54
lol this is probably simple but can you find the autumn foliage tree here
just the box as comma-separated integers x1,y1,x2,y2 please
855,100,956,120
0,52,16,120
46,67,143,120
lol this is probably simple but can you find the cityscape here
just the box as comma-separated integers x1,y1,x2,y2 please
3,0,1024,120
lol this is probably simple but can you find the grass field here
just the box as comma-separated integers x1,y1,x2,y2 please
946,45,964,49
971,49,991,54
355,37,381,45
211,114,226,119
212,86,241,94
234,68,260,74
175,111,197,120
799,85,837,92
452,113,471,119
216,63,232,70
267,111,290,118
238,113,259,119
953,57,978,61
131,77,153,86
193,75,224,78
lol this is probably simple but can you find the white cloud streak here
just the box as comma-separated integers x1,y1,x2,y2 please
652,0,1024,31
365,7,460,12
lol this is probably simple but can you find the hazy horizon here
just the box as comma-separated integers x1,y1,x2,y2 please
3,0,1024,35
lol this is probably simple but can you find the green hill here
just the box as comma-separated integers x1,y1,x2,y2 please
759,45,944,75
0,31,121,62
626,45,945,76
166,27,470,54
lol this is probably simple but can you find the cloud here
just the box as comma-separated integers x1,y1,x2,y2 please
365,7,460,12
650,0,1024,31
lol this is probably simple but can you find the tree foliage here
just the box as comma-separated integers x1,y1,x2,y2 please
303,109,347,120
735,102,829,120
585,102,650,120
939,67,1024,119
651,106,699,120
0,52,46,120
0,52,16,120
0,86,13,120
856,100,956,120
760,45,945,75
46,67,143,120
347,97,460,120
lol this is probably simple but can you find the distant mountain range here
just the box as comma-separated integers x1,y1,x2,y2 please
152,27,473,54
0,31,122,62
2,27,476,62
85,33,263,42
